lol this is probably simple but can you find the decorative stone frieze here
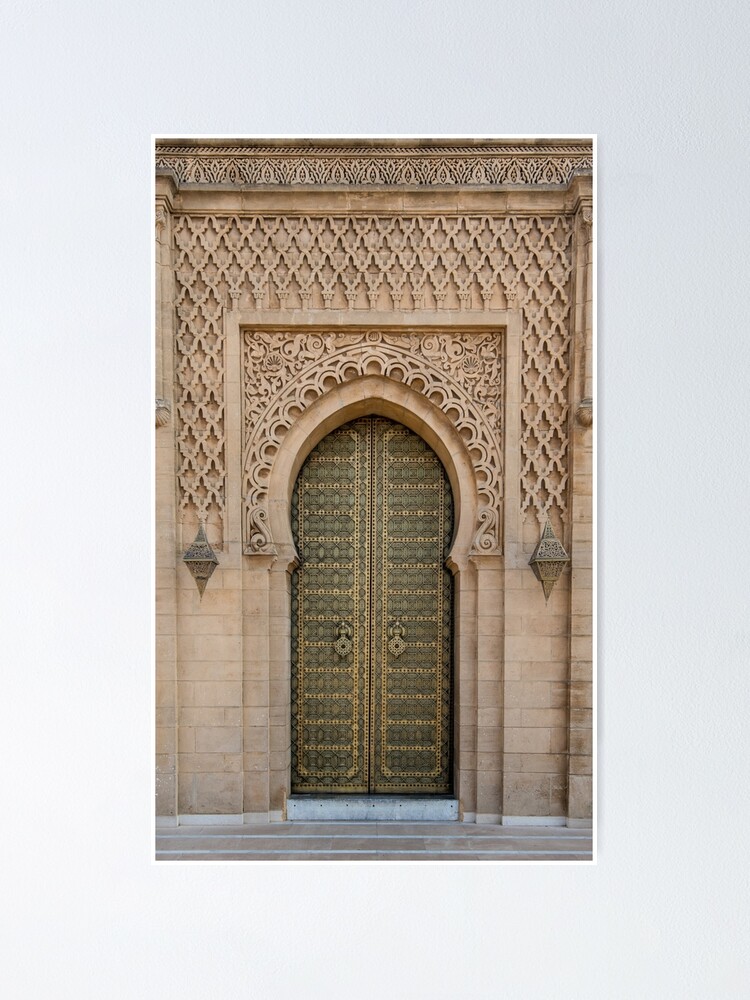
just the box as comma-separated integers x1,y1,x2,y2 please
242,329,504,554
156,140,593,188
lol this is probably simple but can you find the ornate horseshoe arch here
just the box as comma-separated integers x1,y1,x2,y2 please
261,374,481,570
241,328,505,557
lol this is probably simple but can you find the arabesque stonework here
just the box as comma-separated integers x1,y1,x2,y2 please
155,138,593,829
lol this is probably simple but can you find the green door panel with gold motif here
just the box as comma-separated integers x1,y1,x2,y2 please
291,417,453,793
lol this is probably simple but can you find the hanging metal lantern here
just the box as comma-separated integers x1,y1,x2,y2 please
529,518,570,602
182,521,219,597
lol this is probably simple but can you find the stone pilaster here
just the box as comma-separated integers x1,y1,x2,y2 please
567,191,594,825
155,175,178,818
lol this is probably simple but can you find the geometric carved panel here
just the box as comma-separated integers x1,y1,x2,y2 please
172,213,573,534
174,258,225,533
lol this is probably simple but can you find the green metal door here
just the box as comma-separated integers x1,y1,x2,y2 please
291,417,453,793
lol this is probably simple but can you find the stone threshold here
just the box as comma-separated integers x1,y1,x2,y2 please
286,795,459,822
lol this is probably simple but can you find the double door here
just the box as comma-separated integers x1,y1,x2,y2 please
291,417,453,793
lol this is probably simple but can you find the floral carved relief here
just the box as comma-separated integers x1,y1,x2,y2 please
157,142,592,188
172,214,573,541
242,330,504,554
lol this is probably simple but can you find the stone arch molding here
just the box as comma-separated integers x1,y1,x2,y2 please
265,377,480,567
242,329,504,555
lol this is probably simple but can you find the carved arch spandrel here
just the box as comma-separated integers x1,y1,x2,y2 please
242,331,502,556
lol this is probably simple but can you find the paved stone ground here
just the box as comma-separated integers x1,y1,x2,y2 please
155,821,593,861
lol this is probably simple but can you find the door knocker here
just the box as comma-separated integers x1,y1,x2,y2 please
334,621,353,658
388,620,406,658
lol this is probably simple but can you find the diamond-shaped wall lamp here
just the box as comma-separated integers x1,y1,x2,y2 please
529,518,570,602
182,522,219,597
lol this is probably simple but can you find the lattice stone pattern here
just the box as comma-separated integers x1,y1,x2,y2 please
173,214,573,542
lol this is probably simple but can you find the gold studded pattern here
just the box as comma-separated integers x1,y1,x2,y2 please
291,418,453,793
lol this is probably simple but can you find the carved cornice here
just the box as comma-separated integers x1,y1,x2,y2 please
155,139,593,189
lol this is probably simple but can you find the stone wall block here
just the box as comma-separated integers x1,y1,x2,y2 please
191,681,242,707
243,681,269,708
155,773,176,816
570,708,592,728
177,727,195,753
177,660,242,682
269,725,291,752
505,681,551,709
505,727,550,754
476,727,501,753
504,773,552,816
550,775,568,814
177,772,195,813
521,661,568,682
179,753,242,773
156,706,176,727
156,753,175,774
569,755,593,776
570,683,593,709
569,729,592,756
194,772,243,814
244,770,270,813
550,727,568,753
520,707,567,728
518,753,567,774
521,615,570,636
194,726,242,753
178,707,225,727
568,775,593,819
570,660,592,683
244,751,269,773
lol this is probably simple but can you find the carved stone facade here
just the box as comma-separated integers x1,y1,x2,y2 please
155,138,594,833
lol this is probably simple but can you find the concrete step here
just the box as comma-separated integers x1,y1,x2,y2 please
155,821,593,861
286,795,459,821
